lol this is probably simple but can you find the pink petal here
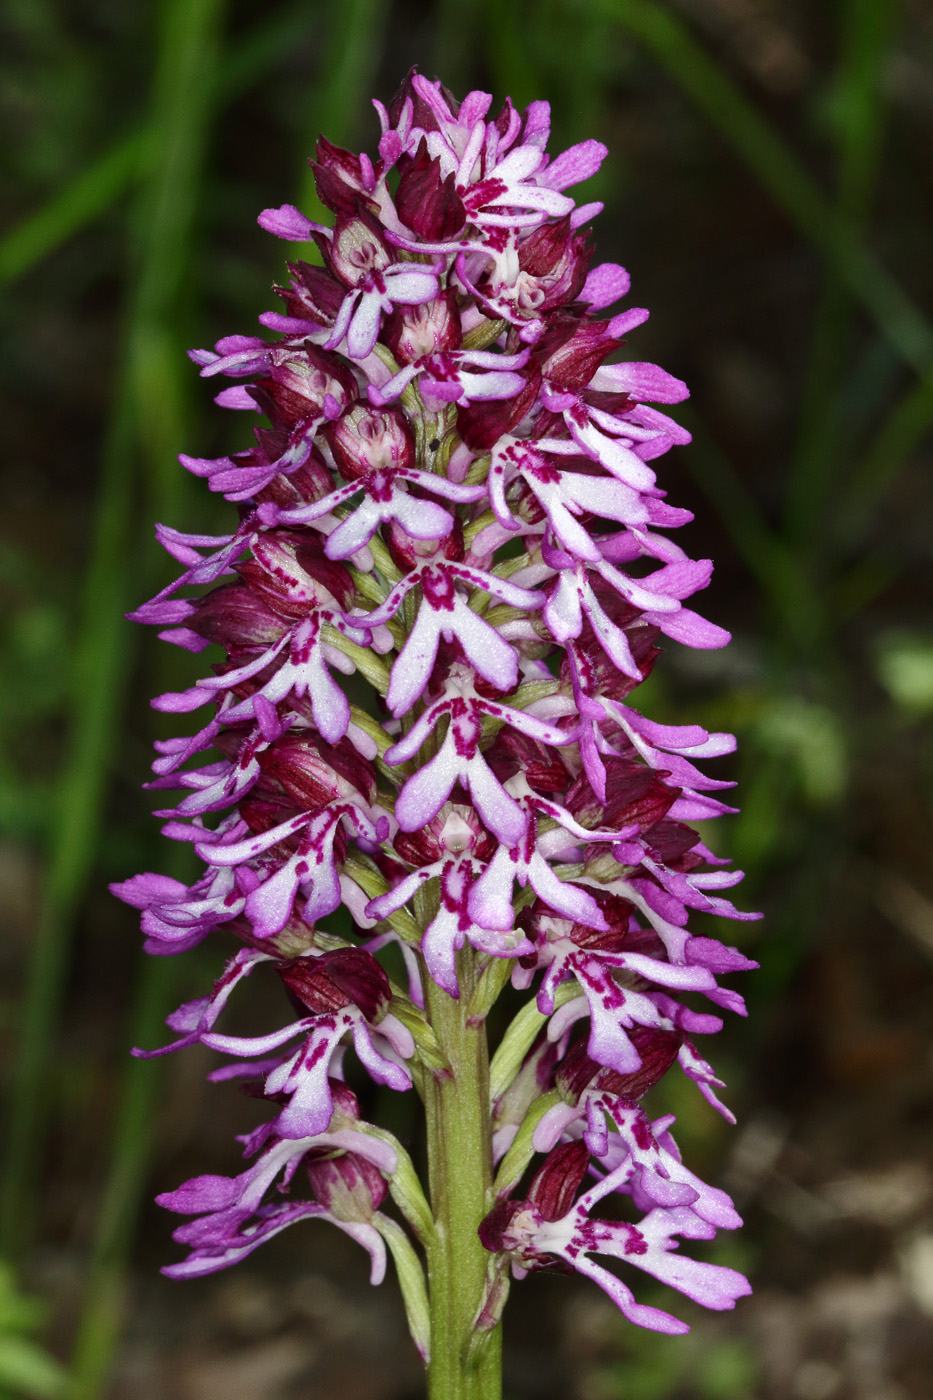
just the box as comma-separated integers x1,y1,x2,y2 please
541,139,608,190
582,262,631,307
257,204,322,241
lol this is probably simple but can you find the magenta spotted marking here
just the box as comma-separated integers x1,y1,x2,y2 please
304,1036,330,1070
420,566,457,612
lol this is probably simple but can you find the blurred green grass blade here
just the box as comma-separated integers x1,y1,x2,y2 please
435,0,482,99
0,0,227,1265
218,1,322,98
600,0,933,375
294,0,388,256
476,0,535,112
0,0,316,290
64,956,175,1400
785,0,902,546
838,368,933,548
0,1336,65,1399
477,0,540,114
0,133,150,287
678,410,817,649
64,0,230,1389
538,0,615,146
0,1264,67,1398
833,0,902,218
0,394,139,1263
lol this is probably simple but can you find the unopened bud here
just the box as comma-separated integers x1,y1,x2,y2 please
307,1150,388,1220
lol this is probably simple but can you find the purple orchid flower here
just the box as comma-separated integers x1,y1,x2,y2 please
116,72,756,1375
367,344,531,410
357,557,545,715
317,210,443,360
262,461,485,561
481,1142,750,1336
157,1083,398,1279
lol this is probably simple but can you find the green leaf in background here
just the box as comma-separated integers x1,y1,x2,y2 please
0,1266,65,1399
752,696,848,806
873,631,933,715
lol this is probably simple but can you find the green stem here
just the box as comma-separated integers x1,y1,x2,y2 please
423,959,502,1400
293,0,389,258
64,955,176,1400
0,0,226,1272
0,1,333,290
602,0,933,375
784,0,902,550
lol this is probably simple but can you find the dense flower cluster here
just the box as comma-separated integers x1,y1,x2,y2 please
114,73,756,1345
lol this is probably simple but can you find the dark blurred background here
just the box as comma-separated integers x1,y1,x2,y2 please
1,1,932,1398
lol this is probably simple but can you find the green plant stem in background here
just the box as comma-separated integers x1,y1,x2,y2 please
601,0,933,376
423,961,501,1400
785,0,902,550
294,0,388,251
63,958,175,1400
0,135,150,287
0,0,318,291
0,0,227,1273
62,4,228,1397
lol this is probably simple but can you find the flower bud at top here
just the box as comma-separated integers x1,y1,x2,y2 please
387,69,460,132
311,136,380,217
395,139,466,240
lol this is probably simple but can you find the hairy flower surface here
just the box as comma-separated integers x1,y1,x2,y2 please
115,70,757,1359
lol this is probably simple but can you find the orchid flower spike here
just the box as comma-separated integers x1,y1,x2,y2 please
115,70,758,1392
